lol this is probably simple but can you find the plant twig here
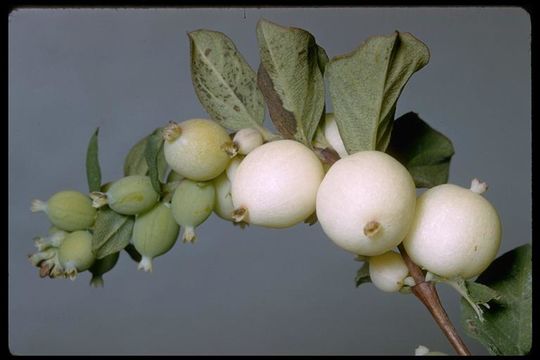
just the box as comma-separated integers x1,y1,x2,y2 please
398,244,471,356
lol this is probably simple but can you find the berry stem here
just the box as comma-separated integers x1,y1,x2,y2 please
397,244,471,356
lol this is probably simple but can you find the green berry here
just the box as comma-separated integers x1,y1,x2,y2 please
213,172,234,221
31,190,97,231
171,179,215,243
163,119,232,181
91,175,159,215
89,252,120,287
58,230,95,280
132,202,179,272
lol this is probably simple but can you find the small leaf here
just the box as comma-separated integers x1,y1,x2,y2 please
189,29,266,133
95,217,135,260
92,207,130,251
386,112,454,188
145,129,164,195
86,128,102,192
256,19,325,145
461,244,532,355
124,136,149,177
124,129,168,181
465,280,501,305
316,45,329,74
124,243,142,263
326,32,430,154
355,261,371,287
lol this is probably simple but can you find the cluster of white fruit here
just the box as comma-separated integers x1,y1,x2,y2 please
164,116,501,292
29,115,501,292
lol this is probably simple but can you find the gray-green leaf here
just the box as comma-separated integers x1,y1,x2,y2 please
386,112,454,188
461,244,532,355
317,45,329,74
189,30,266,134
95,217,134,260
326,32,430,154
91,207,130,251
465,280,501,305
86,128,102,192
256,19,325,145
124,129,168,180
145,129,165,195
355,261,371,287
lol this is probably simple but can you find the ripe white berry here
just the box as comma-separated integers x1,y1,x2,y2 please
225,155,244,183
316,150,416,256
322,113,348,158
231,139,324,228
369,251,409,292
403,179,502,279
232,128,263,155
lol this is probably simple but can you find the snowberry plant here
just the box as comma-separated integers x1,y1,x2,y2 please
28,19,531,356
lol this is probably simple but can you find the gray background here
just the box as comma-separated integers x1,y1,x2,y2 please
9,7,530,355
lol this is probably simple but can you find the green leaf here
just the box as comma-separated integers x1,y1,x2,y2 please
326,32,430,154
91,207,130,251
386,112,454,188
124,135,149,177
189,29,266,134
465,280,501,305
317,45,329,74
256,19,325,145
145,129,165,195
124,129,168,181
95,217,135,260
355,261,371,287
461,244,532,355
86,128,102,192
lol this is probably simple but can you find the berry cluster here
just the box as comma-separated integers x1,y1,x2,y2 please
29,114,501,293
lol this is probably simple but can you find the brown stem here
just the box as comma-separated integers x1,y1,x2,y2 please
398,244,471,356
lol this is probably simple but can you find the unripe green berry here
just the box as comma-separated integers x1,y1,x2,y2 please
163,119,232,181
232,128,264,156
213,172,234,221
89,251,120,287
132,202,179,272
91,175,159,215
58,230,95,280
171,179,215,243
31,190,97,231
369,251,410,292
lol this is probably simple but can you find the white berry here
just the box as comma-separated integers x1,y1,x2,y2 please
231,139,324,228
403,179,502,279
233,128,263,155
316,150,416,256
322,113,348,158
369,251,409,292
